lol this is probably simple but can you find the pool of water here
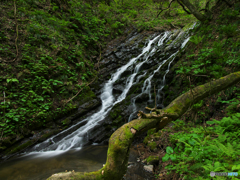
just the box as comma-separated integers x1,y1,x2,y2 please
0,145,154,180
0,145,108,180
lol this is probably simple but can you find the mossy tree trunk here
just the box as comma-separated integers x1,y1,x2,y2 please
47,71,240,180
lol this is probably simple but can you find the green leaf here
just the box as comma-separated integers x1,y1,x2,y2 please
162,154,170,162
166,146,174,154
170,154,177,162
232,165,240,171
188,139,196,146
206,121,215,125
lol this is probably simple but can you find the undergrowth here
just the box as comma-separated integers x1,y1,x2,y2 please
163,113,240,179
0,0,205,140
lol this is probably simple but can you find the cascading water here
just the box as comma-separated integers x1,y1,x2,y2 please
28,23,196,154
127,25,195,122
30,33,164,153
0,23,197,180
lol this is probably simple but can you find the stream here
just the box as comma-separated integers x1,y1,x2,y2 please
0,24,195,180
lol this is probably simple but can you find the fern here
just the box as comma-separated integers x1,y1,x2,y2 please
189,35,205,45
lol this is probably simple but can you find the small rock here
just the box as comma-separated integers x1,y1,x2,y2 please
144,165,154,172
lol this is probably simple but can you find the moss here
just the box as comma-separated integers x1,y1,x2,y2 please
113,115,123,124
147,141,157,151
39,130,59,142
143,135,152,144
182,22,196,32
147,128,156,135
78,87,97,105
5,140,34,155
138,43,144,48
109,107,121,119
146,155,159,164
62,118,71,125
167,40,172,45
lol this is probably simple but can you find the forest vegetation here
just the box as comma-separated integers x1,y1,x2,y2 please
0,0,240,179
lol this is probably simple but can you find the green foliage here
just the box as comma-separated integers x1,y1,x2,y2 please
176,20,240,80
147,128,156,135
162,146,177,162
220,24,238,37
192,100,203,110
1,0,108,137
189,35,205,45
165,114,240,179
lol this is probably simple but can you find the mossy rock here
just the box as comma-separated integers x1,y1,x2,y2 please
109,106,122,120
113,115,123,124
147,141,157,152
167,40,172,45
4,140,34,155
62,118,71,125
152,133,161,141
147,128,156,136
143,135,152,144
39,130,59,142
145,155,160,165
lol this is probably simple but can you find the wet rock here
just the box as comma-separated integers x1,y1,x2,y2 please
135,93,149,103
8,26,194,157
113,84,125,94
143,165,154,172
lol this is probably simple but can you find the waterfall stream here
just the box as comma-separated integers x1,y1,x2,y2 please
0,24,196,180
28,25,195,153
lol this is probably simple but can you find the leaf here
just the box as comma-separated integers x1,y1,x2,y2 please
170,154,177,162
188,139,196,146
206,121,215,125
162,154,170,162
232,165,240,171
166,146,174,154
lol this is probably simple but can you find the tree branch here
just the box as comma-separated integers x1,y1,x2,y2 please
48,71,240,180
177,0,191,14
156,0,176,18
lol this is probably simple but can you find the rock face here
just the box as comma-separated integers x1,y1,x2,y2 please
1,25,194,157
87,26,193,144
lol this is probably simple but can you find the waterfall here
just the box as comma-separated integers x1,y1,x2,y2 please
28,24,195,155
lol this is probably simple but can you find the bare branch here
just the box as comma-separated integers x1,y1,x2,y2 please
156,0,176,18
177,0,191,14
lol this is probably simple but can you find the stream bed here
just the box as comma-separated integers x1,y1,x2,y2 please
0,145,154,180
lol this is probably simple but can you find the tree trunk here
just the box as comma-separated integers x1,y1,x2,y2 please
178,0,208,21
47,71,240,180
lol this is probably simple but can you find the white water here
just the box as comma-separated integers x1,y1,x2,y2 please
29,33,162,154
128,25,195,121
28,24,195,156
